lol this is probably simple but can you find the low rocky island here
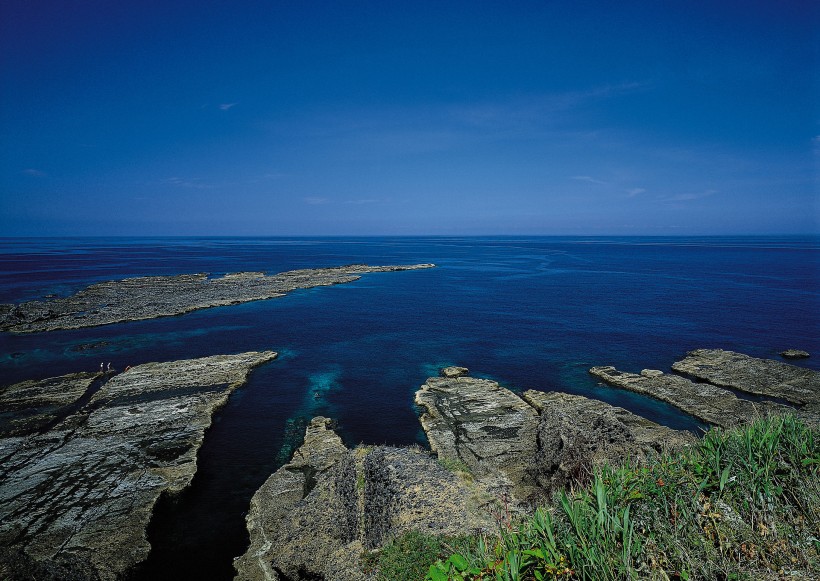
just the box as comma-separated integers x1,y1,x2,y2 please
0,351,277,580
0,264,435,333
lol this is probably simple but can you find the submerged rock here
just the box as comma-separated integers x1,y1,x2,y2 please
0,351,277,580
234,418,491,581
0,263,436,333
672,349,820,405
589,365,798,429
522,390,693,490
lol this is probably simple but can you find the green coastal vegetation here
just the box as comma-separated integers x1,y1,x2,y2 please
368,415,819,580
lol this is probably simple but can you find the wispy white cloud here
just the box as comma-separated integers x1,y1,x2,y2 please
343,198,380,205
662,189,717,202
23,168,47,177
219,103,238,111
304,196,330,205
164,177,216,189
571,175,608,185
626,188,646,197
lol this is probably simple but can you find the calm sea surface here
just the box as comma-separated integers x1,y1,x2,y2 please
1,236,818,579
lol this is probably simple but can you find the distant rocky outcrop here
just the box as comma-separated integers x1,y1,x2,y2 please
0,264,435,333
780,349,810,360
0,351,277,581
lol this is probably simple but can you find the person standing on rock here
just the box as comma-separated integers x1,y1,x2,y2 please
100,362,104,373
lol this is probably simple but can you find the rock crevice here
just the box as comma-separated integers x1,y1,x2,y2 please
0,351,277,580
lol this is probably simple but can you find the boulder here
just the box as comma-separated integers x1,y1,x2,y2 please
439,366,469,378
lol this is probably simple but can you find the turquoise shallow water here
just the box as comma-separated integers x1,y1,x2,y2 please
0,236,818,579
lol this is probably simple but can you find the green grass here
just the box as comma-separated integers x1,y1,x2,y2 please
425,414,819,580
361,530,477,581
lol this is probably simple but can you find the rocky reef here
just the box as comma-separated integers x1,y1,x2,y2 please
672,348,820,406
0,351,277,581
591,349,819,429
236,367,692,580
0,264,435,333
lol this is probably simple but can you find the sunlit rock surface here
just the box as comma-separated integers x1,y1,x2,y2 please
0,351,277,581
0,264,435,333
234,417,491,581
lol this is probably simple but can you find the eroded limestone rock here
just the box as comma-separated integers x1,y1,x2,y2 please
0,264,435,333
0,373,98,436
0,351,277,580
589,365,794,429
414,373,540,503
672,349,820,405
780,349,810,360
522,390,693,489
234,419,491,581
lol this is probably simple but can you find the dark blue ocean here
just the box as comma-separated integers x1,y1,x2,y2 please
1,236,818,579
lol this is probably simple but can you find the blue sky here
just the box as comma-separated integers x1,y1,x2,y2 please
1,0,817,235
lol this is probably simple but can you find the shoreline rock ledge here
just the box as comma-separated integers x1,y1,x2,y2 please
590,349,820,429
0,351,277,581
0,263,436,333
235,368,694,580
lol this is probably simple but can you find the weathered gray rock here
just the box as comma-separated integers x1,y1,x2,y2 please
780,349,810,360
589,365,794,429
0,351,277,581
0,373,98,436
522,390,693,489
672,349,820,405
439,366,469,378
235,416,347,581
235,419,491,581
414,372,540,503
0,264,435,333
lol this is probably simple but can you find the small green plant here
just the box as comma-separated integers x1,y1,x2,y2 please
364,530,476,581
438,457,473,475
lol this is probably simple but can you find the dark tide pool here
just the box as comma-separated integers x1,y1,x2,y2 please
1,236,818,579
